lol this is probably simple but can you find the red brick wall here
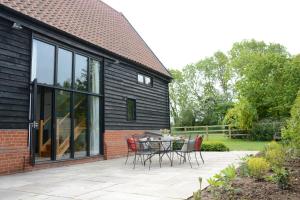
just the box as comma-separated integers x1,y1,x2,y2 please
104,130,145,159
0,129,146,175
0,129,30,175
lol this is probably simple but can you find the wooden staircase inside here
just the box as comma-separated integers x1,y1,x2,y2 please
38,119,86,158
38,99,85,158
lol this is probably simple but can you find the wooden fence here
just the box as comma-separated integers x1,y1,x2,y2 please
171,125,246,139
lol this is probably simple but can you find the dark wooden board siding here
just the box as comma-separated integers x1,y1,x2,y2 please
104,60,170,130
0,14,171,131
0,17,31,129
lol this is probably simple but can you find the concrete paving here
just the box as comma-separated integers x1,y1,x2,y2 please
0,151,257,200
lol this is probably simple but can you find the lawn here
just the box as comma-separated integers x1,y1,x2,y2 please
174,133,269,151
203,134,268,151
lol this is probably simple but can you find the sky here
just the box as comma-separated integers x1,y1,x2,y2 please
103,0,300,70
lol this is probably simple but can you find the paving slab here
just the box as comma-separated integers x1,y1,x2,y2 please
0,151,257,200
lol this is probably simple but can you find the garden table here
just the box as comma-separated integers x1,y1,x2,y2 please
137,137,185,169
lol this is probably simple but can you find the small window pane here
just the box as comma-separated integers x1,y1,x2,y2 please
56,90,71,160
145,76,151,86
89,59,101,94
32,39,55,84
89,96,100,155
57,48,72,88
127,99,136,121
138,74,144,83
74,93,88,157
75,54,88,91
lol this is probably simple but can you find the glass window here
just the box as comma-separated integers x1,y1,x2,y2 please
145,76,151,86
138,74,144,83
74,54,88,91
127,98,136,121
89,59,101,94
57,48,72,88
56,90,71,160
74,93,88,157
35,87,53,161
89,96,100,155
32,39,55,84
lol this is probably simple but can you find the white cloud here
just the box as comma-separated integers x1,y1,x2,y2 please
103,0,300,69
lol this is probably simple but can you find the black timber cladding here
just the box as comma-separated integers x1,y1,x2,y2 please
0,16,31,129
0,10,171,131
104,59,170,130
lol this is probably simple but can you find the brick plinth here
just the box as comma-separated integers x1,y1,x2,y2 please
0,129,146,175
104,130,145,159
0,129,103,175
0,129,30,175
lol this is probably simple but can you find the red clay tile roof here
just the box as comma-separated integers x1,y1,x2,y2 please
0,0,171,77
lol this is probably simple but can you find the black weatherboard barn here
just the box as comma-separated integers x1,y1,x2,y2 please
0,0,171,174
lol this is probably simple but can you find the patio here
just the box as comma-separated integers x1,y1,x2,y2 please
0,151,256,200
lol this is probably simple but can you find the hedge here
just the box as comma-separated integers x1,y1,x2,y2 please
201,142,229,151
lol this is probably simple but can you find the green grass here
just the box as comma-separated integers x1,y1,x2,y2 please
204,134,268,151
174,134,269,151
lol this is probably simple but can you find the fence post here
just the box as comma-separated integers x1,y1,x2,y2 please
206,126,208,141
228,125,232,139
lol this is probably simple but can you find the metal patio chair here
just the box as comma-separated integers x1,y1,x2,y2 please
173,135,195,168
193,135,204,166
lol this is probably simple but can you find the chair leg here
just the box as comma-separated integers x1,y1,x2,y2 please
133,153,137,169
140,155,144,165
125,150,129,165
194,152,199,166
199,151,204,164
159,153,162,168
142,155,145,166
179,153,182,164
149,156,152,170
187,152,192,168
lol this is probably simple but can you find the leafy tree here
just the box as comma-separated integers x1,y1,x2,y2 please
223,98,258,130
282,90,300,152
169,39,300,128
230,39,300,119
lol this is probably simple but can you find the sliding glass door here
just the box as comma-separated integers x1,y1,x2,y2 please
31,37,103,161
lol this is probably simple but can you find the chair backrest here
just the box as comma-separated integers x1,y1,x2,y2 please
187,135,195,152
126,137,137,152
181,135,194,152
194,135,203,151
148,140,161,153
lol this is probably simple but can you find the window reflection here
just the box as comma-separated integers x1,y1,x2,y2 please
32,39,55,84
57,49,72,88
75,54,88,91
127,98,136,121
56,90,71,160
89,96,100,155
145,77,151,85
90,60,100,94
138,74,144,83
74,93,87,157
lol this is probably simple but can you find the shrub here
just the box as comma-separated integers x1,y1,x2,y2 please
193,177,203,200
273,167,290,190
173,140,184,150
201,142,229,151
250,122,282,141
282,91,300,155
239,156,251,177
247,157,270,179
223,98,258,130
207,165,237,199
264,141,285,167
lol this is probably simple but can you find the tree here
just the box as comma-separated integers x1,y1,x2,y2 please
169,51,234,126
230,39,300,119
